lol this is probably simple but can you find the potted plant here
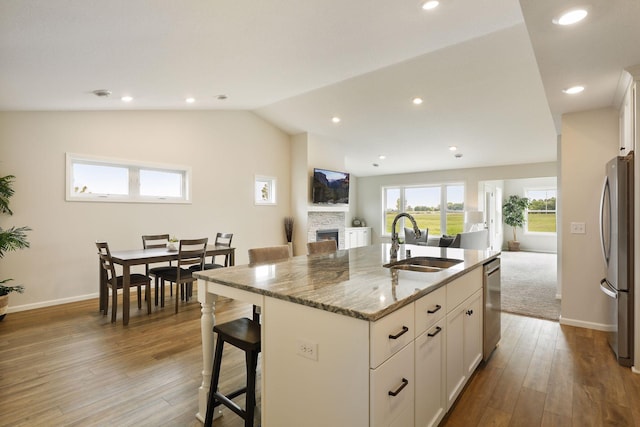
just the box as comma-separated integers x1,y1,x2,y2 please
0,174,30,320
167,236,179,251
502,194,529,251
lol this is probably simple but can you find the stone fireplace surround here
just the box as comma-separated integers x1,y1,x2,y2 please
307,211,346,249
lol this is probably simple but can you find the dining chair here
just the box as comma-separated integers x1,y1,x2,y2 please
96,241,152,323
155,238,208,313
307,239,337,255
189,232,233,272
247,245,290,265
141,234,174,306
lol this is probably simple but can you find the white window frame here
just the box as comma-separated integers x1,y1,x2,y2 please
255,175,277,205
381,182,464,236
65,153,191,204
524,187,557,235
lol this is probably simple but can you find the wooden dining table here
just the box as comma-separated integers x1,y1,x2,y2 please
100,244,235,325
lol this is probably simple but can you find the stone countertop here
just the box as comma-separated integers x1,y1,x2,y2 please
195,243,500,322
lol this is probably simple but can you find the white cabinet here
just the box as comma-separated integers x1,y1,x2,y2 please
621,65,640,155
444,268,483,410
619,81,636,155
414,286,446,427
345,227,371,249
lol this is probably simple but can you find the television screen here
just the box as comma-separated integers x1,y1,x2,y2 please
312,168,349,204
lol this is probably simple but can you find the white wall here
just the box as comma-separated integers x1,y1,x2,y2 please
559,107,619,330
0,111,291,311
502,177,557,253
356,162,557,244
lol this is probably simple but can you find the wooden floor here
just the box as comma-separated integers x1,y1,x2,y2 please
1,292,639,427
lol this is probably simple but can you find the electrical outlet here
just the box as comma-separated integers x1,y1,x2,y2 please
296,339,318,361
570,222,586,234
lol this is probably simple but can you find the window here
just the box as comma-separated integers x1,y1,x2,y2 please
66,153,191,203
383,183,464,236
255,175,276,205
525,188,556,233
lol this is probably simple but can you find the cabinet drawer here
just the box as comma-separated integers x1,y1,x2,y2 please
446,267,482,312
370,303,414,369
415,286,446,335
370,341,415,427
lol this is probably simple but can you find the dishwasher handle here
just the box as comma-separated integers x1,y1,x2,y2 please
484,258,500,276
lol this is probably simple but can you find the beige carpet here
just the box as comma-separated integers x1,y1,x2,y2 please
500,251,560,321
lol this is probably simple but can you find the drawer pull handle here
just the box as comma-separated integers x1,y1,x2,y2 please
388,378,409,397
388,326,409,340
427,304,442,314
466,309,474,316
427,326,442,337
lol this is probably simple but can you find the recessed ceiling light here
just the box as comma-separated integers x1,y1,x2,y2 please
454,153,463,158
379,155,386,160
412,97,423,105
563,85,584,94
372,163,379,167
185,97,195,104
421,0,439,11
449,146,458,151
216,94,228,100
553,9,588,26
331,116,341,124
121,96,133,102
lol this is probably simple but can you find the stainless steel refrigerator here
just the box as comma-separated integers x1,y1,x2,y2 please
599,152,634,367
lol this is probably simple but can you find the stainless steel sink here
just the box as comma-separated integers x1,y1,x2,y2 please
383,256,463,273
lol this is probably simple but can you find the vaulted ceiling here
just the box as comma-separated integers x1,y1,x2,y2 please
2,0,638,176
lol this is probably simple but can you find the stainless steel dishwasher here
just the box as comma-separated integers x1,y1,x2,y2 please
483,257,501,361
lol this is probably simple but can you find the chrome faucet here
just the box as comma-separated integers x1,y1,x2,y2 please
390,212,421,260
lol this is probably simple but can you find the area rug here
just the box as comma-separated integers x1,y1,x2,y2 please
499,251,560,321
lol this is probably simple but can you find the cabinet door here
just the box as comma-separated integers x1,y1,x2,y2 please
620,83,634,155
415,320,446,427
445,289,484,410
361,228,371,246
463,290,483,377
445,305,465,410
370,342,415,427
346,230,358,249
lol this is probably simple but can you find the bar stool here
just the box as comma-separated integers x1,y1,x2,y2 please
204,317,261,427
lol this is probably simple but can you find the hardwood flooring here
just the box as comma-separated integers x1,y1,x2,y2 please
1,292,639,426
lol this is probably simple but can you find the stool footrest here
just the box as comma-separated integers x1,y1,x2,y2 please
214,391,247,419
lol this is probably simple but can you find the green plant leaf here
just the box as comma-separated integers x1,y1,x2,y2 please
0,226,31,258
0,175,16,216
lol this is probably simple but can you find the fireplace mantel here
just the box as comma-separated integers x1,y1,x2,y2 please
307,205,348,213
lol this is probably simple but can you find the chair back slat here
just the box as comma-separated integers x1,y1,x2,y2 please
142,234,170,249
96,241,117,283
215,232,233,247
212,232,233,266
178,238,208,269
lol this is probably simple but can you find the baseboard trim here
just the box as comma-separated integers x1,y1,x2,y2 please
559,316,615,332
7,293,100,314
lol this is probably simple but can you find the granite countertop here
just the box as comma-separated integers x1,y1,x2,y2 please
195,243,500,322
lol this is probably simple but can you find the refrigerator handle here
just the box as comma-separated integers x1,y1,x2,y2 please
599,278,618,299
599,175,610,264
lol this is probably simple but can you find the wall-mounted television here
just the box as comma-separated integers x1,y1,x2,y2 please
312,168,349,205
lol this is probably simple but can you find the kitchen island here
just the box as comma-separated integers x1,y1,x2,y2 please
195,243,500,426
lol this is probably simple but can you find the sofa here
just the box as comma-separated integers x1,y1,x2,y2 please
426,229,489,250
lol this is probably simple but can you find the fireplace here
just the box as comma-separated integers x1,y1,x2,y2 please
316,228,339,243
